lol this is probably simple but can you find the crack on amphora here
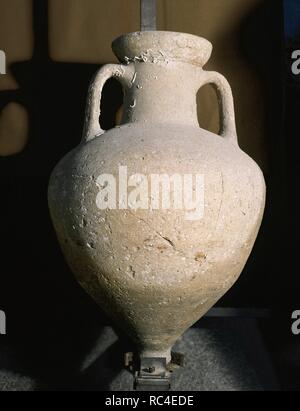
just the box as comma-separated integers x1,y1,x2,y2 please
126,210,205,268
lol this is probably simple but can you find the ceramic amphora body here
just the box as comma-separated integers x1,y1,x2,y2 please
48,32,266,362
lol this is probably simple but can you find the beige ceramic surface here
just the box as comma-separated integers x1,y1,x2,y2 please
48,31,266,361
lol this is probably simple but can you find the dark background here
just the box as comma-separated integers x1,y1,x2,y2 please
0,0,298,390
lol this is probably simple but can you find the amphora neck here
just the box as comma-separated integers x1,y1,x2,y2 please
112,31,213,127
121,61,202,127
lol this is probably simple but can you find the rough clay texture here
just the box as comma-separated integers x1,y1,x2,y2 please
48,32,266,360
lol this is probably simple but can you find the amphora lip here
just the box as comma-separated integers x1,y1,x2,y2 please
112,31,213,67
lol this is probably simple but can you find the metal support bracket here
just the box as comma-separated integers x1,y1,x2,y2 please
125,351,184,391
141,0,157,31
135,357,170,391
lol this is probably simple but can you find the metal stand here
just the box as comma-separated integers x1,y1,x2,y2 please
131,3,173,390
135,357,171,391
140,0,157,31
125,351,184,391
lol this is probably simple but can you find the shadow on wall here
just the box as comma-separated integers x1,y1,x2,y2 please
0,0,125,387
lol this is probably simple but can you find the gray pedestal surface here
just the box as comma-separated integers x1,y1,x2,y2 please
0,318,279,391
